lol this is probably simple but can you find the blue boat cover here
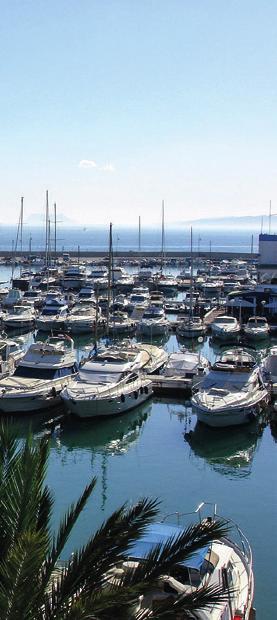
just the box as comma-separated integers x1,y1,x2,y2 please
129,523,209,570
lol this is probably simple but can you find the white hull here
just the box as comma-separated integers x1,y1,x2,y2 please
193,391,268,427
177,326,204,338
36,318,66,331
244,328,269,341
0,376,74,414
61,278,87,289
62,381,153,419
211,327,240,340
138,323,168,337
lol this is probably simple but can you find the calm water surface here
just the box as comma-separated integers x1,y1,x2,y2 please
0,266,276,618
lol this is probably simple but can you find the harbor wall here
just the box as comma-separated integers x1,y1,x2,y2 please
2,251,259,260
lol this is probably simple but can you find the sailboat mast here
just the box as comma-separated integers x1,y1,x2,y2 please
106,222,113,337
138,215,141,252
54,202,57,258
11,198,22,284
20,196,23,256
269,200,272,234
45,190,49,268
161,200,165,272
190,227,193,317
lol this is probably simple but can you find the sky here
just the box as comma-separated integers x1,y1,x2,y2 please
1,0,277,226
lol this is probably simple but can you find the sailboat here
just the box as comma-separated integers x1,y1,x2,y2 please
176,228,206,339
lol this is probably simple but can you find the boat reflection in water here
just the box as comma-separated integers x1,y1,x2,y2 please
184,420,262,478
59,399,152,456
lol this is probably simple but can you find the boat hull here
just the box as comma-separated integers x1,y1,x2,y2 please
62,383,153,419
192,393,268,427
0,377,75,414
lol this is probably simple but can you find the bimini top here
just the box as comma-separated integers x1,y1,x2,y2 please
129,523,209,571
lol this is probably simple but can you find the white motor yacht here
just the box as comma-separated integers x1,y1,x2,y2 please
36,297,68,331
61,348,153,418
261,345,277,397
65,304,105,335
137,304,169,337
192,348,268,427
128,288,150,313
108,502,255,620
78,285,96,304
244,316,270,341
3,305,36,330
112,341,168,374
60,264,88,290
0,336,78,414
108,312,136,335
211,315,240,341
0,338,25,377
176,316,206,339
2,288,23,309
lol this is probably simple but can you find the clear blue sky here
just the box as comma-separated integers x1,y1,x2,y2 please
1,0,277,226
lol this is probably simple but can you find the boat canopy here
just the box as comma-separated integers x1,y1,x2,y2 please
129,523,209,570
201,370,253,391
165,353,201,376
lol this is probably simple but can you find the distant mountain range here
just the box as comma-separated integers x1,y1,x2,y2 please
25,213,76,225
5,212,273,230
175,215,268,230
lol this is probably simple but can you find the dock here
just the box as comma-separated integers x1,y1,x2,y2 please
150,374,192,395
203,307,226,327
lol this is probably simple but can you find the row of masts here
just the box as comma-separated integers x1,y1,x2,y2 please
12,195,272,263
45,190,57,267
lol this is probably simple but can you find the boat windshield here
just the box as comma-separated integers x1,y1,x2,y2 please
249,318,267,326
202,370,252,392
215,317,236,325
13,365,76,380
131,295,146,303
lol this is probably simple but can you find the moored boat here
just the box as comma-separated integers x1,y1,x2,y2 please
244,316,270,341
0,336,78,413
211,315,240,341
61,347,153,418
192,348,269,427
108,502,255,620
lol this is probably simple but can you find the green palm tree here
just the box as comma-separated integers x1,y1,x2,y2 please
0,420,231,619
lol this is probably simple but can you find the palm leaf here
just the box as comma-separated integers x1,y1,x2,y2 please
0,530,49,620
43,498,159,617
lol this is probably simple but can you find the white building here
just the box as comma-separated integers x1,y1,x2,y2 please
258,234,277,281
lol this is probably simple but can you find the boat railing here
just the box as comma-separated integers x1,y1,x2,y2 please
77,375,148,400
162,502,253,566
161,502,217,525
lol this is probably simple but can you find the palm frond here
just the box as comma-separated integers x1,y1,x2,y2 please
39,477,97,596
43,498,159,617
0,530,49,620
121,519,230,587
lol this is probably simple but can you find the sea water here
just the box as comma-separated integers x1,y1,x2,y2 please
0,224,259,253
